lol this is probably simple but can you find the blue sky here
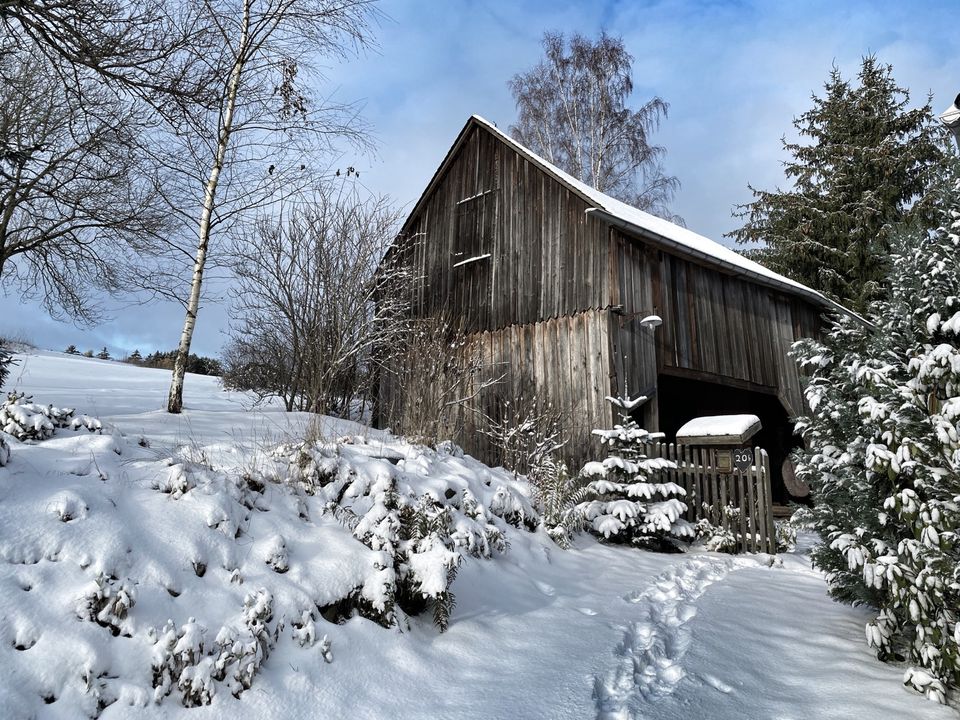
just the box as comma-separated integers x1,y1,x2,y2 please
3,0,959,358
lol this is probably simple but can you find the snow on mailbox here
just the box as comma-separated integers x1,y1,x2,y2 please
675,414,762,474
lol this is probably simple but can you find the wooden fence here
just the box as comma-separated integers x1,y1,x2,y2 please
645,443,776,554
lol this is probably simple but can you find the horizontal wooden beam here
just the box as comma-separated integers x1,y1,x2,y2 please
658,364,779,397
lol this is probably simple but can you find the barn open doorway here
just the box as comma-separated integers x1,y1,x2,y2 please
654,372,800,504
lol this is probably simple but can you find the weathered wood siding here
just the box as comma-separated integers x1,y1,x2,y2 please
461,309,615,467
401,124,614,332
381,119,830,473
609,229,823,418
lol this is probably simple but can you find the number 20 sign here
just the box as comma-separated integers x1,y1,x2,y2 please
733,447,753,472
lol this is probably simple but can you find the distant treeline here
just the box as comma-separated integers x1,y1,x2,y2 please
134,350,223,376
64,346,223,377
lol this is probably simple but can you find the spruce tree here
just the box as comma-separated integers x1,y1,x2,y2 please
0,343,15,391
128,349,143,364
96,347,110,360
793,161,960,703
575,395,692,548
730,56,945,314
64,344,80,355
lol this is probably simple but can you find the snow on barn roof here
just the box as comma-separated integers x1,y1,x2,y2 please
460,115,855,317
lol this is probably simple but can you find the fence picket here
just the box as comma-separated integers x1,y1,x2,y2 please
737,468,752,552
645,441,774,554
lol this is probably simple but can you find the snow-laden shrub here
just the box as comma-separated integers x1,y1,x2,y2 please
693,505,739,554
775,519,798,553
0,343,16,391
480,398,589,547
280,439,535,631
534,459,589,548
793,168,960,703
0,433,9,467
0,391,101,440
693,504,797,554
76,572,136,637
151,590,277,707
575,395,693,549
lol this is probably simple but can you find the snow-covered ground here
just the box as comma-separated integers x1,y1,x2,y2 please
0,351,955,719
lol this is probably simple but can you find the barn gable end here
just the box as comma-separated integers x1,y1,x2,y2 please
379,115,845,495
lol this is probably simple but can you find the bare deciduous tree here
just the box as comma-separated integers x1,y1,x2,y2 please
0,42,170,322
0,0,212,114
509,31,681,222
165,0,379,414
222,181,405,417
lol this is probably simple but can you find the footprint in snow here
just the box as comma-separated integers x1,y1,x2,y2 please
701,673,734,694
594,557,750,720
533,580,555,596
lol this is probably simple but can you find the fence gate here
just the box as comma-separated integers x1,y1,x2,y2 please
645,443,776,554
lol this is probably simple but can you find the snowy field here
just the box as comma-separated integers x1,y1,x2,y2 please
0,351,955,719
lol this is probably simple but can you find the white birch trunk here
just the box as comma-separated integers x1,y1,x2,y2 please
167,0,251,413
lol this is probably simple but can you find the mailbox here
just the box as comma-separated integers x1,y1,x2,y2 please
675,414,762,474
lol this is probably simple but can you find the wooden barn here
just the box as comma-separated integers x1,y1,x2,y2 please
378,115,850,502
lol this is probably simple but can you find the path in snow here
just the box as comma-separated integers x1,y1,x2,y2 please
593,547,958,720
593,556,750,719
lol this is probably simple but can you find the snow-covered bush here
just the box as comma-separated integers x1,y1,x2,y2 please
693,505,739,554
0,391,101,440
0,434,9,467
482,398,588,547
151,589,277,707
775,518,798,553
575,395,693,549
534,460,589,548
280,439,535,631
793,167,960,703
76,572,136,637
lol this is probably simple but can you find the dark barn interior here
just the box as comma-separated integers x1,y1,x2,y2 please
654,373,798,504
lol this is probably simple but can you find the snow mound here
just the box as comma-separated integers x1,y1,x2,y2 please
0,408,537,716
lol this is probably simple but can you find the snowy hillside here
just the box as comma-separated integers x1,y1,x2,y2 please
0,351,954,719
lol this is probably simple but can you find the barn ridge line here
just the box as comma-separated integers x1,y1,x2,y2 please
394,114,862,324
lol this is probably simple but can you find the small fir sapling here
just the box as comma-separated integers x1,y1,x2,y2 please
575,394,693,548
0,342,12,465
0,391,101,440
97,347,111,360
0,343,18,390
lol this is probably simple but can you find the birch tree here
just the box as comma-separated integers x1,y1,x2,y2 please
165,0,378,413
508,31,680,222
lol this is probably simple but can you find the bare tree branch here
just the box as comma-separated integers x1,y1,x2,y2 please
508,31,682,224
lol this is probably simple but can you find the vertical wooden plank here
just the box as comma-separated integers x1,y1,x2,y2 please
703,448,713,523
692,447,703,523
763,449,776,553
746,459,758,553
754,447,773,553
737,471,748,553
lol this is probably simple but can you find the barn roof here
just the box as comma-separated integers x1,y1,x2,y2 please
402,114,856,318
